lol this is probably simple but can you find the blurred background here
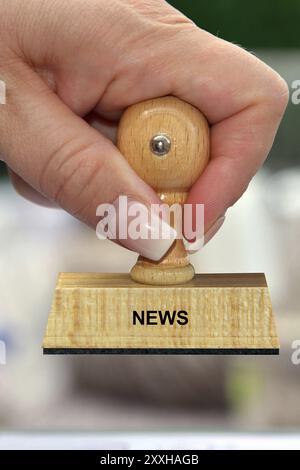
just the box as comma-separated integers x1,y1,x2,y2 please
0,0,300,442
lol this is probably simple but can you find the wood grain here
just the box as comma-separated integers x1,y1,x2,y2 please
117,96,210,285
43,273,279,352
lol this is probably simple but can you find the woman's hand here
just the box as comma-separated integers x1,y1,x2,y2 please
0,0,288,259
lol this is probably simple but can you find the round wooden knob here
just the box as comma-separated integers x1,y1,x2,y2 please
117,96,210,285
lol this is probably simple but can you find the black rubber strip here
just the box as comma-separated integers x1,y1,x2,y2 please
43,348,279,356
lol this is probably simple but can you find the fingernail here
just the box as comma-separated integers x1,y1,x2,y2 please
96,196,177,261
121,199,177,261
204,216,226,245
183,216,226,254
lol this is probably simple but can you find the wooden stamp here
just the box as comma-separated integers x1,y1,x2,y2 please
43,97,279,355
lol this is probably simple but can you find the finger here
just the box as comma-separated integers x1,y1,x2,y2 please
8,168,57,207
92,108,123,123
187,100,285,230
170,34,289,229
0,60,175,261
84,112,118,144
101,29,288,232
9,112,118,208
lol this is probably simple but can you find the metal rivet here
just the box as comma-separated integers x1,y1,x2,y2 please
150,134,171,157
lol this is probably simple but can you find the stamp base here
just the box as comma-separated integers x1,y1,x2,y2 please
43,273,279,355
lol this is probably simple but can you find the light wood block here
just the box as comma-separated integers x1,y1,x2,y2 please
43,272,279,355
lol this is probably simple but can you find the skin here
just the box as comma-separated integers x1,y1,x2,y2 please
0,0,289,245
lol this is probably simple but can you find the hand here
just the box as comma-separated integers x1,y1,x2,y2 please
0,0,288,260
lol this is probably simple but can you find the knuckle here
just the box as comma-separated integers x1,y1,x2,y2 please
55,156,105,218
39,139,105,214
266,71,290,111
222,41,290,113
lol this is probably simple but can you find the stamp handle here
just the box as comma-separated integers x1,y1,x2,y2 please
117,96,210,285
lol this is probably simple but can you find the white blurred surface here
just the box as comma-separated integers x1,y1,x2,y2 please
1,432,300,450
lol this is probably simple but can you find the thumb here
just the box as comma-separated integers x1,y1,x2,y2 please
0,62,175,261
